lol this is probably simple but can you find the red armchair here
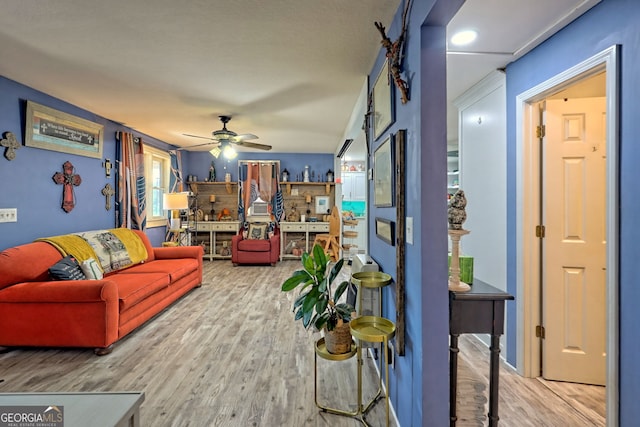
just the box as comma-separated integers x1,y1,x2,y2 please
231,224,280,266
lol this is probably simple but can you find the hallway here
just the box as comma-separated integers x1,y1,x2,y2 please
457,334,605,426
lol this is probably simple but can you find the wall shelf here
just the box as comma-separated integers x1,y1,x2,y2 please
281,181,335,195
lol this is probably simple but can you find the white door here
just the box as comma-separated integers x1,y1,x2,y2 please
542,97,607,385
353,172,366,200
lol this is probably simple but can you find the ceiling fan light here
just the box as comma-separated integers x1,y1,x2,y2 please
209,147,221,158
223,145,237,159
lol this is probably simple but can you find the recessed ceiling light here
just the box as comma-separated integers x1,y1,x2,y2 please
451,30,477,46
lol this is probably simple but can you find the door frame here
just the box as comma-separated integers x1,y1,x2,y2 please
515,45,619,425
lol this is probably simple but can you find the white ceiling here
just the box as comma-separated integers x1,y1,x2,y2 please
0,0,600,157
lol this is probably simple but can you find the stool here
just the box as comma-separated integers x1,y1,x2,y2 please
314,337,359,417
350,316,396,427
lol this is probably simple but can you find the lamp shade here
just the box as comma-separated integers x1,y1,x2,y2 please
163,192,189,210
209,194,216,203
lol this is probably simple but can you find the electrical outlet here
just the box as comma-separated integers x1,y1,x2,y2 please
388,342,395,369
0,208,17,223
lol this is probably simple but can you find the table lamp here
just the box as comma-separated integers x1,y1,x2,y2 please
163,192,189,230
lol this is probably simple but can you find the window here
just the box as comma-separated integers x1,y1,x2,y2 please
144,145,171,228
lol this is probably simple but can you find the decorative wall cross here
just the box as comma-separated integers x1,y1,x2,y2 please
1,131,20,161
52,161,82,213
374,0,412,104
101,183,115,211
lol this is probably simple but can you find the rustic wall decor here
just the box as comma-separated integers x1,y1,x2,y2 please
26,100,104,159
103,158,113,177
374,0,412,104
395,129,407,355
102,183,115,211
1,131,20,161
52,161,82,213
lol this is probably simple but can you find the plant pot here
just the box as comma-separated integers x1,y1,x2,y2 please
324,319,352,354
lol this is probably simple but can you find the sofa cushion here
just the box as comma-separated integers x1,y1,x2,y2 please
237,238,271,252
49,255,86,281
107,272,170,311
117,258,198,283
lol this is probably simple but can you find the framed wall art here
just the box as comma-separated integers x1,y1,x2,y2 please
25,100,104,159
375,217,395,246
374,135,394,207
372,60,394,140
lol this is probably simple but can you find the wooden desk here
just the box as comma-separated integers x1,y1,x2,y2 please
0,392,144,427
449,279,514,427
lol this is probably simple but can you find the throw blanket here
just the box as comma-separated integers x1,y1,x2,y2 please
37,228,147,274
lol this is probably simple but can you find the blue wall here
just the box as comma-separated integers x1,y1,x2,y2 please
505,0,639,423
185,151,333,183
365,1,460,425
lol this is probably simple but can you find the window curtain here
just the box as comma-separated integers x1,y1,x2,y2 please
238,161,284,224
169,149,185,193
116,131,146,229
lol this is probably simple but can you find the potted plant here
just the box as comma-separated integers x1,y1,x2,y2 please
281,244,354,354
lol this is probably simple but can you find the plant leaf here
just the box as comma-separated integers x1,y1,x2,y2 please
302,287,320,313
293,291,308,309
314,313,329,330
281,270,310,292
333,280,349,301
315,293,328,314
335,303,354,321
302,306,314,328
327,258,344,286
312,244,327,270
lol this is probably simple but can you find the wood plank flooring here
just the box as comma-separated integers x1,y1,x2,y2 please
0,260,605,426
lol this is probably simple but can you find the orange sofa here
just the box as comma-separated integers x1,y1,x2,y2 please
0,229,203,355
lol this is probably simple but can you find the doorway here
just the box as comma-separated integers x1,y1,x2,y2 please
515,46,619,424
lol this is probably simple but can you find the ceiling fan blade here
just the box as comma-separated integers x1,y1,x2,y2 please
232,140,272,151
182,133,217,141
233,133,259,141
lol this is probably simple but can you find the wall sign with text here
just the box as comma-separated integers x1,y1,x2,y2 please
25,100,104,159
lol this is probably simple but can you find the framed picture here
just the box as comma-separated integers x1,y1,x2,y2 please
315,195,330,215
374,135,394,207
372,60,394,140
25,100,104,159
376,217,395,246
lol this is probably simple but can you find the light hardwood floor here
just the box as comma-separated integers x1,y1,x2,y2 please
0,260,605,426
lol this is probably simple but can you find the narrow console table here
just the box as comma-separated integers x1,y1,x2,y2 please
449,279,514,427
195,221,240,260
0,392,144,427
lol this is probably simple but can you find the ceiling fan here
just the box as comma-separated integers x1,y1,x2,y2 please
182,115,272,158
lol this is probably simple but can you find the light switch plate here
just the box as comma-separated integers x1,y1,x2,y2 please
0,208,17,223
406,217,413,245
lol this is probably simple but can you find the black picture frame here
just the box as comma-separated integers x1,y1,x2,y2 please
376,217,395,246
374,135,394,207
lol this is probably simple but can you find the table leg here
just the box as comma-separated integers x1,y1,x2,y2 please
488,333,501,427
449,333,459,427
